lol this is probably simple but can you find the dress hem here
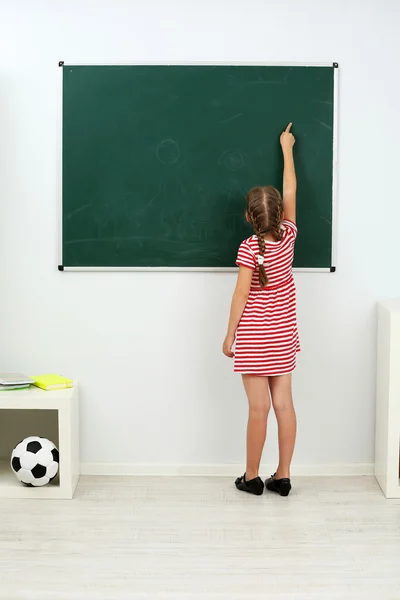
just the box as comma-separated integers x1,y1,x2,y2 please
234,369,296,377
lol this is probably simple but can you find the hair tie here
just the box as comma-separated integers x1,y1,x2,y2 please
257,255,264,265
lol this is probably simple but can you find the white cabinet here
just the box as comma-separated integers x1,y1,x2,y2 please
0,385,80,499
375,301,400,498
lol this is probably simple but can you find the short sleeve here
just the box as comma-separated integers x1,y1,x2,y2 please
236,241,256,270
282,219,298,240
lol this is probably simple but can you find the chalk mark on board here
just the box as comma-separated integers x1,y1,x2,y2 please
146,181,163,210
227,178,246,199
131,178,166,219
219,149,245,172
312,100,333,106
320,216,332,225
65,203,91,220
221,112,243,124
313,118,332,131
156,139,180,165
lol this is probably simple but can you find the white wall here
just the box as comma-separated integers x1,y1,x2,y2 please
1,0,399,473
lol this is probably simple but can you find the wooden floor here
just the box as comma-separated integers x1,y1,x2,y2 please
0,476,399,599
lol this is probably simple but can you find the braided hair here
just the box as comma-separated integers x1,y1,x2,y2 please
246,186,284,288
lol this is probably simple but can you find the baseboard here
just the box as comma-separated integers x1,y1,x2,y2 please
81,462,374,477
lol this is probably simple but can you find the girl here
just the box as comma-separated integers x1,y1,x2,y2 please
223,123,298,497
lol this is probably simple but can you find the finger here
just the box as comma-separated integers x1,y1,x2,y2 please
285,122,292,132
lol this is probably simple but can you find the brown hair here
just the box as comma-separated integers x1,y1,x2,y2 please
246,186,283,288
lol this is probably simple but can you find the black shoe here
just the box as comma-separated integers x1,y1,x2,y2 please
265,473,292,496
235,473,264,496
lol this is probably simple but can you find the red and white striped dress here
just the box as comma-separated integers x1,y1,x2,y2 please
234,220,300,377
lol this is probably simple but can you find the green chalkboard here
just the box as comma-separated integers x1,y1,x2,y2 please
62,65,336,269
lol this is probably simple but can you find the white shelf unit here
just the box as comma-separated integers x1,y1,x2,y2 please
375,300,400,498
0,385,80,499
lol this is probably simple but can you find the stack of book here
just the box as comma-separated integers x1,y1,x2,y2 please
31,374,73,391
0,373,34,391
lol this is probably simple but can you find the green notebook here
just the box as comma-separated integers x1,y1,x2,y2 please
0,385,31,392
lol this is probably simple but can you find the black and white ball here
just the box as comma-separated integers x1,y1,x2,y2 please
11,436,59,487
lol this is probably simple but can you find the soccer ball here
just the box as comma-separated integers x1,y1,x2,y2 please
11,436,59,487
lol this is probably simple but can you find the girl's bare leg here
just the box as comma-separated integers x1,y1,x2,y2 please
242,375,271,480
269,373,297,479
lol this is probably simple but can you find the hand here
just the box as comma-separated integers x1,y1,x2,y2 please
280,123,295,152
223,333,235,358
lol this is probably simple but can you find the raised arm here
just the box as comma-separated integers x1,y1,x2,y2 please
280,123,297,223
